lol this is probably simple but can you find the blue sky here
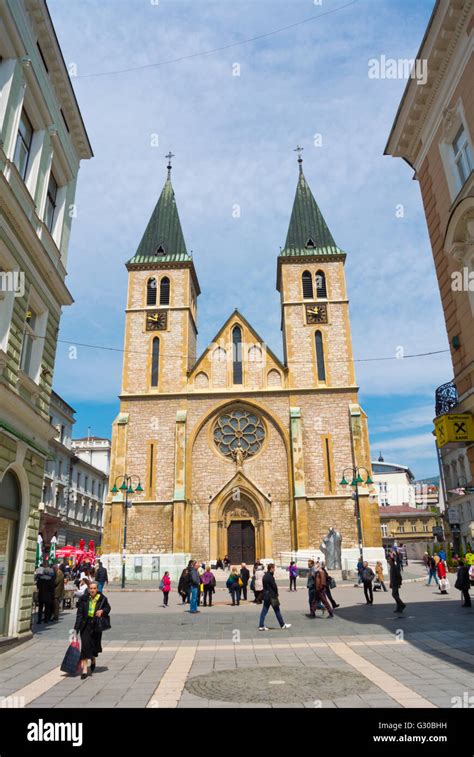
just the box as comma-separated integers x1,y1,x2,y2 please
48,0,451,479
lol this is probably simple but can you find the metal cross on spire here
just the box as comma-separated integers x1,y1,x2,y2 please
294,144,304,173
165,151,175,178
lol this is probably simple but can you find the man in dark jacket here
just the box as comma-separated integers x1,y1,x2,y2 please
362,561,375,605
240,563,250,601
188,561,201,614
95,561,108,592
389,553,406,613
258,564,291,631
36,561,55,624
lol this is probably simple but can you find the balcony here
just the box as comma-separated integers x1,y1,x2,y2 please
435,379,458,417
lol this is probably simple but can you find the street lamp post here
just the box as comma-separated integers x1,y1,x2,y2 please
110,474,143,589
339,466,374,560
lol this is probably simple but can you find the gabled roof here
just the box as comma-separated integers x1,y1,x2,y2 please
127,174,191,266
281,160,344,258
188,308,287,376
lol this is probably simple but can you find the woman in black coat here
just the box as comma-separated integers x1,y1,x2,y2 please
74,581,111,679
455,560,472,607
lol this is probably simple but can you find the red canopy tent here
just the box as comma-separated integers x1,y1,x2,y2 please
55,545,96,564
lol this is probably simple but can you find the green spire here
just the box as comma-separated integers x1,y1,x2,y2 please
127,167,190,265
281,158,344,257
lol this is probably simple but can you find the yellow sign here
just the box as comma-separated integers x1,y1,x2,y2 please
434,413,474,448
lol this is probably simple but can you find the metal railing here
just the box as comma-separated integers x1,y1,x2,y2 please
435,379,458,417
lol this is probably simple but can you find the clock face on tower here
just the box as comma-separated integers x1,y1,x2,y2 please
145,310,168,331
305,303,328,324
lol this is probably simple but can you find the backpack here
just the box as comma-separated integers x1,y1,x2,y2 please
159,579,164,591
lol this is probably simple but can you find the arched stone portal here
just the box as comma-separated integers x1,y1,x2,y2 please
209,478,273,562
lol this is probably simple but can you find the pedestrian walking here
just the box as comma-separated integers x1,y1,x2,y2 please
227,567,242,605
362,561,375,605
422,552,430,575
321,562,339,608
52,563,65,621
306,560,324,617
455,560,472,607
437,559,449,594
258,564,291,630
253,562,265,604
388,552,406,613
240,563,250,600
160,571,171,607
178,568,190,604
288,561,298,591
74,582,111,679
355,556,364,587
188,561,201,613
313,562,335,617
74,577,90,600
36,560,54,624
95,561,108,593
426,555,439,586
202,566,215,606
375,561,387,592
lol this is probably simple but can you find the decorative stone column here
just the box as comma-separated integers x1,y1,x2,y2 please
290,407,308,550
173,410,187,552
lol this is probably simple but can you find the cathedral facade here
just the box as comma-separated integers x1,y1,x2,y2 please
102,157,382,569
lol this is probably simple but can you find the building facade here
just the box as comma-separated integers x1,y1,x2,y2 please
379,505,441,559
40,393,109,549
385,0,474,555
0,0,91,641
103,156,382,577
372,458,416,508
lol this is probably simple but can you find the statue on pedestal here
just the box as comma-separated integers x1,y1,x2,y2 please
320,527,342,570
233,444,244,471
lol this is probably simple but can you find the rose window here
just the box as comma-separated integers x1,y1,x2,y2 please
213,409,265,459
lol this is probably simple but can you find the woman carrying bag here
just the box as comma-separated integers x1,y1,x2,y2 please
74,581,111,679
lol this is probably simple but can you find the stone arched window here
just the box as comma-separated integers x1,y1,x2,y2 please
146,277,157,306
248,345,262,363
151,337,160,387
160,276,170,306
302,270,313,299
232,326,243,384
315,330,326,382
316,270,327,298
267,369,282,387
195,371,209,388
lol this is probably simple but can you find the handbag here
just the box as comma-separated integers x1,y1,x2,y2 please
329,577,336,589
270,596,280,609
60,639,81,676
238,578,243,587
94,596,111,631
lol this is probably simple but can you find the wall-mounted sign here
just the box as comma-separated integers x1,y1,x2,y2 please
434,413,474,448
448,507,460,524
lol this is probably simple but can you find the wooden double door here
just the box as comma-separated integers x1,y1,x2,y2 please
227,520,255,565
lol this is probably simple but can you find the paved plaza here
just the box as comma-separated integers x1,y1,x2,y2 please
0,567,472,710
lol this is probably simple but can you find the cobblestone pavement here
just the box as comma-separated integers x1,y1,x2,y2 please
0,578,472,709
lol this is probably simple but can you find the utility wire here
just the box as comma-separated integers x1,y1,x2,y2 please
75,0,359,80
53,336,449,365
